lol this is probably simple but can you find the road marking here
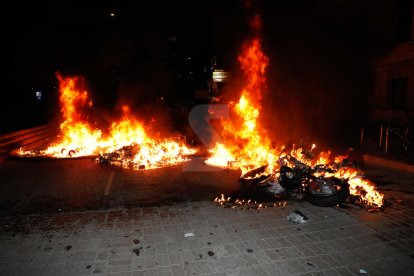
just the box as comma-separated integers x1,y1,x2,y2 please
104,171,116,196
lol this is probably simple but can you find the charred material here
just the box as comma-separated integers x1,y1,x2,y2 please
96,144,140,167
239,164,270,187
236,147,383,208
274,154,350,207
61,148,79,157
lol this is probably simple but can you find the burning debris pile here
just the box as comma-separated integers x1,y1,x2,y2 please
207,35,384,210
96,137,194,170
18,74,196,169
213,145,384,211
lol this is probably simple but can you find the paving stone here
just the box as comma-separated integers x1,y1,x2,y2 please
106,264,131,274
158,266,172,276
167,252,182,266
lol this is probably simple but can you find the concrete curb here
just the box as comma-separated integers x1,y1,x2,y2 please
363,154,414,173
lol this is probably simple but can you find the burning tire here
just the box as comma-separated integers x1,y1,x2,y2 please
239,165,270,187
305,177,349,207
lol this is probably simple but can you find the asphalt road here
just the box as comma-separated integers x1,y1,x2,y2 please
1,154,413,218
0,157,241,216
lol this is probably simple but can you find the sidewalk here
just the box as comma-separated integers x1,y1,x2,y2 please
363,153,414,173
1,187,413,275
358,138,414,173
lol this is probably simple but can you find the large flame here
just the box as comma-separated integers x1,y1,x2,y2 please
41,74,102,157
18,74,195,169
205,38,384,207
206,39,277,175
204,39,333,173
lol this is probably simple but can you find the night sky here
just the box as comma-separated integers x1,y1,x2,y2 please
2,0,406,148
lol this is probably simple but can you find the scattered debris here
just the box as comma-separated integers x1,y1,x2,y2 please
184,232,195,238
132,248,140,256
215,146,384,210
65,245,72,251
207,251,215,257
287,210,309,224
359,268,368,274
265,179,285,194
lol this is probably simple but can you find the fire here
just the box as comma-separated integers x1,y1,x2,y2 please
204,37,384,208
205,40,331,175
312,165,384,207
206,39,277,175
214,194,287,209
18,73,195,169
102,105,148,152
348,178,384,207
204,143,236,168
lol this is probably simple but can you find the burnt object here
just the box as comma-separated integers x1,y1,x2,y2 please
96,144,140,166
239,164,270,187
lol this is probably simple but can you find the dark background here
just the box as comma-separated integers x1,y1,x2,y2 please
1,0,410,149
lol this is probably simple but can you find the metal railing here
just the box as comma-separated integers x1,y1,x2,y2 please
0,124,59,160
380,120,411,154
360,119,413,157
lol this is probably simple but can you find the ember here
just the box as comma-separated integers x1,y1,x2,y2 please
18,73,196,169
214,194,288,209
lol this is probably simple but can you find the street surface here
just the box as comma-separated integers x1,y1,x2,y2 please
0,157,413,275
0,157,240,216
